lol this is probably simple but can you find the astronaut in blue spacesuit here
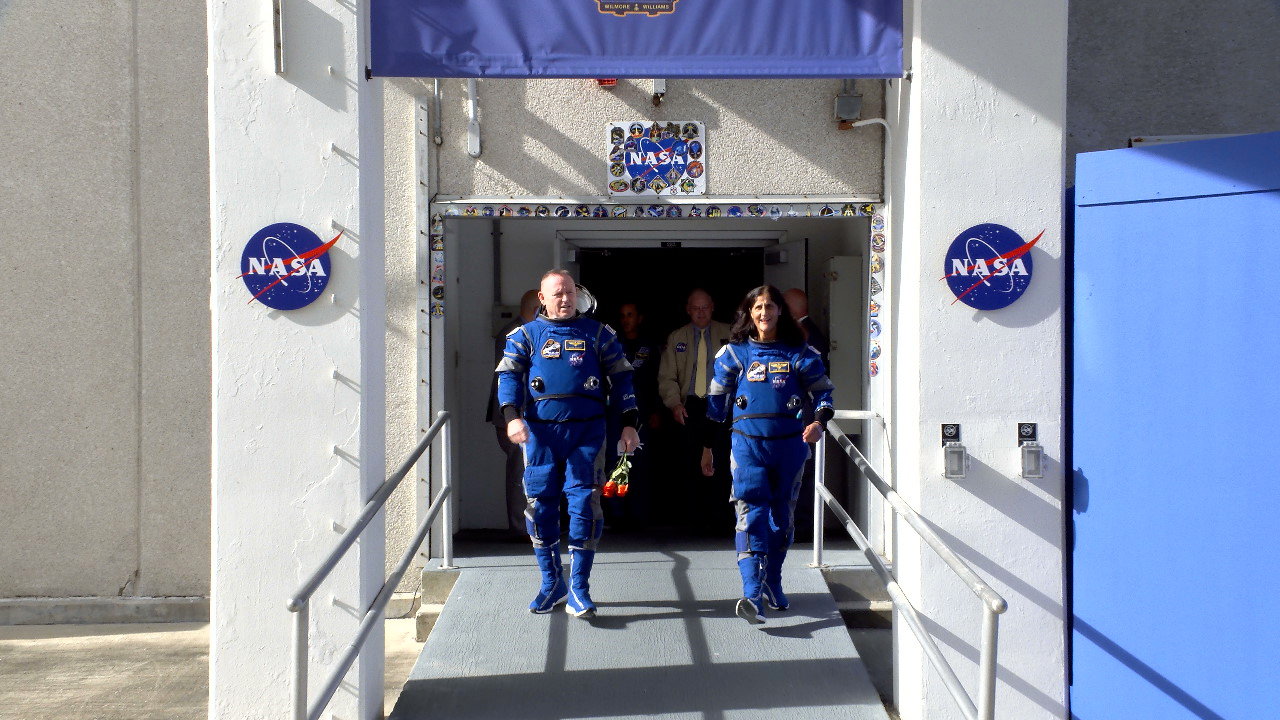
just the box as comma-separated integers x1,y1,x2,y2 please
497,270,640,618
701,285,834,624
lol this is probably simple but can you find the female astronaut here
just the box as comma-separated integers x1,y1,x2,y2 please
700,285,835,624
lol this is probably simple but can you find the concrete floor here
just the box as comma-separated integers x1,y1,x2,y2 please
0,618,425,720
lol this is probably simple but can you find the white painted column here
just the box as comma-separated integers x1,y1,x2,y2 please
893,1,1068,718
209,1,386,718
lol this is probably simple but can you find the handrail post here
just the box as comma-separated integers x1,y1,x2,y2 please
977,605,1000,720
812,432,827,567
291,602,308,720
440,411,456,569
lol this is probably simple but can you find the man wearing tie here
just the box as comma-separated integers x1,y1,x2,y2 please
658,288,732,530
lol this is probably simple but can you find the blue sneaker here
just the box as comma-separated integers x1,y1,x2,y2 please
566,547,597,618
735,597,766,625
566,587,596,618
737,555,767,624
762,549,789,610
762,580,789,611
529,547,568,614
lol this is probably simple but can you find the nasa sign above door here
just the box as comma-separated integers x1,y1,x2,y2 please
942,223,1042,310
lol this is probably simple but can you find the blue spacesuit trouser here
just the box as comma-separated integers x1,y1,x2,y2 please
522,420,607,551
728,433,808,558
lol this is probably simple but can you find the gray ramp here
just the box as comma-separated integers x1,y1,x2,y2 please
391,538,889,720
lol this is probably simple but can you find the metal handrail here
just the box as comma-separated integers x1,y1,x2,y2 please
287,410,454,720
814,414,1007,720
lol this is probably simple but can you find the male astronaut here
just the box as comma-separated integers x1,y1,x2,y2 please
497,269,640,618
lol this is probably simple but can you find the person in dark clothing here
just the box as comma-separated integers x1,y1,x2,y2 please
485,289,541,540
604,301,662,531
783,287,830,541
657,289,733,532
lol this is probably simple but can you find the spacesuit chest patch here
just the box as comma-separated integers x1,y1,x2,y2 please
746,361,767,382
564,339,587,352
541,339,561,358
767,361,791,374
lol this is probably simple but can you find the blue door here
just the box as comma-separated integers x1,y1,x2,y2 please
1072,131,1280,718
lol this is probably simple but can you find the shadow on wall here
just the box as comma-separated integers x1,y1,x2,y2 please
283,0,351,112
1072,616,1228,720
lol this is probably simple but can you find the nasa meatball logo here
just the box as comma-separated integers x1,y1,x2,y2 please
239,223,339,310
942,223,1043,310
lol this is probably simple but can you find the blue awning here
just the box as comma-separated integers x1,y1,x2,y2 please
371,0,903,79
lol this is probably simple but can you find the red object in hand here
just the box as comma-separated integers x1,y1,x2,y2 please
616,482,630,498
602,480,617,498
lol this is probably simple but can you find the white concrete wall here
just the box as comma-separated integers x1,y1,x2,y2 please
208,0,384,717
891,1,1068,718
0,0,210,603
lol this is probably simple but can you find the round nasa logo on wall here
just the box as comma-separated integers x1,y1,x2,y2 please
240,222,338,310
942,223,1042,310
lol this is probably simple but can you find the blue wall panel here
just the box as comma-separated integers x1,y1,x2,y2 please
1073,133,1280,719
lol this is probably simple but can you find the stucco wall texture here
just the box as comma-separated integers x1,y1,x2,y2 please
426,78,885,198
0,1,210,598
1066,0,1280,175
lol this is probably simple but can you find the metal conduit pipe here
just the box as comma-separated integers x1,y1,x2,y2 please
466,78,481,158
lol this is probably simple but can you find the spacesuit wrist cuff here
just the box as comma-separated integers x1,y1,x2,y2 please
815,407,834,428
502,405,521,424
620,409,639,429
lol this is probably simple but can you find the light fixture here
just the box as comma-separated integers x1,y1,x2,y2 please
942,423,966,479
1018,423,1044,479
652,79,667,106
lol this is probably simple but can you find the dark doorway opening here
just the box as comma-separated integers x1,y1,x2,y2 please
577,246,763,338
577,246,765,536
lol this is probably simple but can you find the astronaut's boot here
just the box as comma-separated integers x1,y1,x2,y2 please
762,549,789,611
735,554,766,625
529,546,567,614
565,547,597,618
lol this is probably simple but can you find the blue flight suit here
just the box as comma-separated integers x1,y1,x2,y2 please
707,339,833,619
496,311,636,616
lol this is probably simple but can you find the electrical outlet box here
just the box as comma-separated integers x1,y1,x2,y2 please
835,93,862,122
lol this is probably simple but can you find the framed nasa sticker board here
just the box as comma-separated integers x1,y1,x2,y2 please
607,121,705,197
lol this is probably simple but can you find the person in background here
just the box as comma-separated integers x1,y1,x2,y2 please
782,287,830,541
604,301,661,531
782,288,828,365
486,289,541,541
496,270,640,618
657,289,733,531
701,285,834,624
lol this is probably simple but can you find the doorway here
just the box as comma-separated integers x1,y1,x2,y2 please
433,214,871,537
578,246,762,334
